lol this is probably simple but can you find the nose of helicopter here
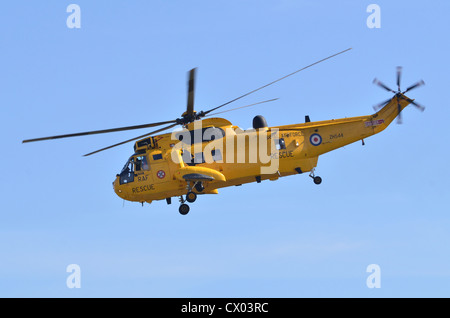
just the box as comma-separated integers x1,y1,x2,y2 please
112,176,125,199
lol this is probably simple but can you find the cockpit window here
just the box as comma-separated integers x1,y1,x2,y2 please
119,158,135,184
121,159,134,174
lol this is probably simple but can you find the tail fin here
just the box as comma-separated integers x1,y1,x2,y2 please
372,94,412,131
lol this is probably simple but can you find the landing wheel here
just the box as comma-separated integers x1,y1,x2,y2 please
186,191,197,203
194,182,204,192
179,204,190,215
313,176,322,185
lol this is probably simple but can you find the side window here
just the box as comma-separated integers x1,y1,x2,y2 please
194,152,205,164
276,138,286,150
203,127,225,142
181,149,194,166
135,155,150,171
211,149,222,162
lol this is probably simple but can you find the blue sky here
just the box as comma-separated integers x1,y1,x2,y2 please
1,0,449,297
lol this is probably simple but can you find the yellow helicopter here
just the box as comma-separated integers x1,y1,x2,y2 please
23,48,425,215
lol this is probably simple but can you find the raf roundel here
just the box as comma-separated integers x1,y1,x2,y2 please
156,170,166,179
310,133,322,146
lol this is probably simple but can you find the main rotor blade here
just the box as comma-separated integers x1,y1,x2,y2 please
396,66,402,92
22,120,177,143
203,48,352,115
83,123,178,157
186,68,196,116
205,98,279,117
402,80,425,94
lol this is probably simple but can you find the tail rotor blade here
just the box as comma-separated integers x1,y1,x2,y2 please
396,97,403,124
410,100,426,112
397,111,403,124
373,97,392,111
373,78,396,93
396,66,402,92
402,80,425,94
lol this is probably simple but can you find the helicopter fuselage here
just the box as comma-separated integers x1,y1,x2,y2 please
113,94,410,205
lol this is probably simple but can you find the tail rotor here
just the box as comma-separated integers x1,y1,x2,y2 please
372,67,425,124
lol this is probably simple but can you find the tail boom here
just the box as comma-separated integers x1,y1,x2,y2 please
273,95,412,158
